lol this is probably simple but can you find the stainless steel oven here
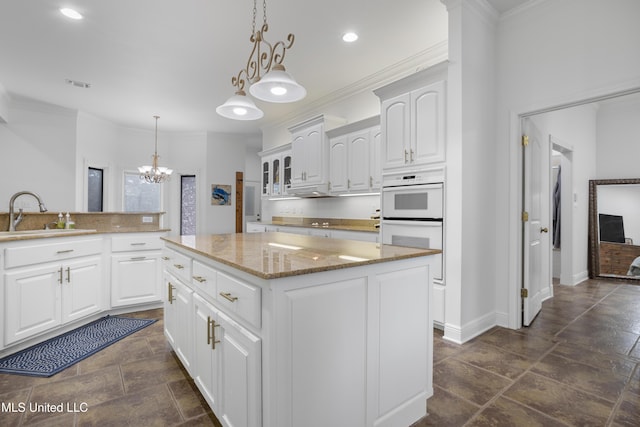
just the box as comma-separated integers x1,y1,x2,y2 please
381,176,443,281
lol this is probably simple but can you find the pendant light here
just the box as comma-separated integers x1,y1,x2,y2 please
138,116,173,183
216,0,305,120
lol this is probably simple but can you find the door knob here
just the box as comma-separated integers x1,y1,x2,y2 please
540,227,549,233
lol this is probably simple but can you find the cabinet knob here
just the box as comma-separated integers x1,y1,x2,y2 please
173,264,184,270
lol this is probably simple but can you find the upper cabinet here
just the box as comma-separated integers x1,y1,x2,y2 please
260,145,292,199
288,115,346,194
375,62,447,173
327,116,381,195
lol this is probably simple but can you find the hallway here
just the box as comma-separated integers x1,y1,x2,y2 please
419,279,640,426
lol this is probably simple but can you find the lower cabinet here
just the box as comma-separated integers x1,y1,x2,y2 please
4,256,102,345
111,253,161,307
193,293,261,427
164,273,194,373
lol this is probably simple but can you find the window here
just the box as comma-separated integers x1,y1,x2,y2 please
123,172,161,212
87,167,104,212
181,175,196,235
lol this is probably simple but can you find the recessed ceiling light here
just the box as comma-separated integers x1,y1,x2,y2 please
60,8,83,20
342,32,358,43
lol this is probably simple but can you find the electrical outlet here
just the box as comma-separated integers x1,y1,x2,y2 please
142,216,153,223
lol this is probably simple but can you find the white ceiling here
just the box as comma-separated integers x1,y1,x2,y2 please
0,0,526,135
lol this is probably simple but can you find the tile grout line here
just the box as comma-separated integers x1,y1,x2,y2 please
461,339,564,426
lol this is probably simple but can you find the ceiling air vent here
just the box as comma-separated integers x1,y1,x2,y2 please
65,79,91,89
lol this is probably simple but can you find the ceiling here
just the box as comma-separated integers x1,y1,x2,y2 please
0,0,527,135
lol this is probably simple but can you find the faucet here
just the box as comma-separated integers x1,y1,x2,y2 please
8,191,48,231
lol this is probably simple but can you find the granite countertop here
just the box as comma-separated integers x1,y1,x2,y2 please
0,228,170,243
162,232,439,280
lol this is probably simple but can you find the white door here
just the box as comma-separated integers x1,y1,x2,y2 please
522,118,552,326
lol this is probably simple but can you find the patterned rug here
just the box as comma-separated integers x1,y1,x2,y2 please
0,315,157,377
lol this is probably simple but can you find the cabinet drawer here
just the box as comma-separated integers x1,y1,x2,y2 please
216,272,261,328
162,248,192,281
4,238,103,269
112,235,163,252
192,260,217,299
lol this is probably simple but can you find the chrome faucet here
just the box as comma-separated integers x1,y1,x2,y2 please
8,191,48,231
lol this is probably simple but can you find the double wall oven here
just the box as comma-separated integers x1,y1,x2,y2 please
381,172,443,282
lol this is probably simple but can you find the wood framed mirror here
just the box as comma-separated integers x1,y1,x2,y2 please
589,178,640,281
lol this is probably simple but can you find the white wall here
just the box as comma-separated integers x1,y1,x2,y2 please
495,0,640,328
203,133,249,234
596,95,640,179
263,195,380,221
441,0,498,343
0,97,77,213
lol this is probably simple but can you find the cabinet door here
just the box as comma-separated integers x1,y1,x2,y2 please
4,264,61,345
111,252,161,307
290,134,305,185
411,81,446,165
303,124,324,184
192,294,221,411
261,159,270,196
174,279,194,373
283,154,292,194
381,93,410,170
328,135,348,193
272,157,281,195
217,310,262,427
62,256,103,323
348,129,371,191
370,125,382,189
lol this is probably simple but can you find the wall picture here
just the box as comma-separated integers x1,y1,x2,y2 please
211,184,232,206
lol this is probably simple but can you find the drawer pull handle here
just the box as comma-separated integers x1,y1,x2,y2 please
57,249,74,254
168,282,175,304
58,267,63,284
130,256,147,261
207,316,220,350
193,276,207,283
173,264,184,270
130,242,147,246
66,267,71,283
162,256,170,260
220,292,238,302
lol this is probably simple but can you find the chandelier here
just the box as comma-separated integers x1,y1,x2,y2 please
138,116,173,183
216,0,306,121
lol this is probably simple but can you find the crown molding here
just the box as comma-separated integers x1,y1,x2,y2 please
261,40,449,132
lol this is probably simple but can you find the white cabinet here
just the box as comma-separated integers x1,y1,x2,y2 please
246,222,267,233
328,117,381,194
291,120,324,186
164,272,194,373
110,234,163,307
274,262,433,427
260,146,292,198
380,80,445,170
3,237,103,346
193,293,261,427
289,115,345,190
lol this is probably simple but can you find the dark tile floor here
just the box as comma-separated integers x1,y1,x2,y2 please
1,279,639,426
416,279,640,427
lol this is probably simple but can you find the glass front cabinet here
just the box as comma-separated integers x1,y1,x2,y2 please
260,145,292,199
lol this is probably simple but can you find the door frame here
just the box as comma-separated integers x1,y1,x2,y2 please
508,86,640,330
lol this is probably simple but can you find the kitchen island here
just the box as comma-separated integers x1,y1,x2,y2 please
162,232,440,427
